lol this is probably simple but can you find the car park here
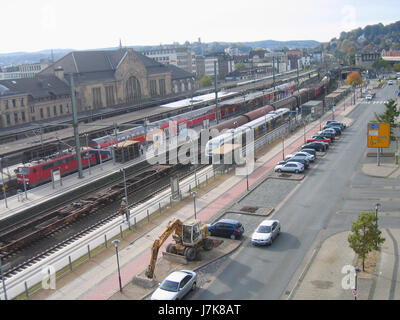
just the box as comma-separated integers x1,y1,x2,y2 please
274,161,304,173
207,219,244,239
291,151,315,162
251,220,281,246
301,142,327,152
151,270,197,300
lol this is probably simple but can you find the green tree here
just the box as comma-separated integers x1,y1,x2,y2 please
393,63,400,73
348,212,385,271
234,62,245,71
374,99,400,141
200,75,213,88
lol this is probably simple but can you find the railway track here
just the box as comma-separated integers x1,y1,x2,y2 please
0,163,207,278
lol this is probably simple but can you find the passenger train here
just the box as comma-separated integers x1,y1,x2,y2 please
16,74,332,189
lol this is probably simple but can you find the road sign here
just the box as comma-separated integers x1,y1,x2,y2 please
368,123,390,148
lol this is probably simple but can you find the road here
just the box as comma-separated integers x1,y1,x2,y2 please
189,82,399,299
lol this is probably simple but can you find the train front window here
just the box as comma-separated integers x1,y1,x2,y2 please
18,168,30,175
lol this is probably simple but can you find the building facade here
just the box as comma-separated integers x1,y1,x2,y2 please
0,76,71,128
40,48,195,113
0,61,51,80
355,52,381,67
141,47,194,74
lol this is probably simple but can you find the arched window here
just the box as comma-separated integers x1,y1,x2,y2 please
125,76,141,102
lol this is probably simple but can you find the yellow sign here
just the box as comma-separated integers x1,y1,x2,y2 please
368,123,390,148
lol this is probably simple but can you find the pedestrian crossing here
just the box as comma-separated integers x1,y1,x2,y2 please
364,100,388,104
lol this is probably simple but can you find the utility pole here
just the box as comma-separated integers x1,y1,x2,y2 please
272,56,276,90
214,61,219,124
69,74,83,179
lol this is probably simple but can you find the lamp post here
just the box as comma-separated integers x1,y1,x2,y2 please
85,134,91,175
375,203,381,229
354,266,361,300
0,256,7,300
112,240,123,292
0,158,8,208
120,168,130,228
192,191,197,219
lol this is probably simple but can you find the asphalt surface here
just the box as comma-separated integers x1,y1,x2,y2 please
188,83,398,300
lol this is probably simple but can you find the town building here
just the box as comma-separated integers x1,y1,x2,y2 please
355,52,381,67
141,47,194,74
0,60,51,80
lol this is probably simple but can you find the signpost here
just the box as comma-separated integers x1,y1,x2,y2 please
368,123,390,166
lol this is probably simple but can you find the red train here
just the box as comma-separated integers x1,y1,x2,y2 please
16,149,110,189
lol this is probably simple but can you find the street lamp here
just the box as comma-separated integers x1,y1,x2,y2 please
0,157,8,208
375,203,381,228
191,191,197,219
354,266,361,300
119,168,130,228
112,240,123,292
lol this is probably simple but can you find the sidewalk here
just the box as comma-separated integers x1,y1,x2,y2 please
29,92,362,300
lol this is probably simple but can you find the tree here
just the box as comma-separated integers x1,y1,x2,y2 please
374,99,400,141
346,72,363,86
393,63,400,73
234,62,245,71
200,75,213,88
348,212,385,271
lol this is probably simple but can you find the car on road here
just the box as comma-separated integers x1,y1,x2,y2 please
274,161,304,173
301,142,327,152
388,80,393,85
151,270,197,300
251,220,281,246
207,219,244,240
307,135,331,144
366,94,372,101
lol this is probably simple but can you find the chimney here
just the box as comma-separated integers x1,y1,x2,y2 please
54,66,64,80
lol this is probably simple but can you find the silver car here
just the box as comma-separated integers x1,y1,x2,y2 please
274,161,304,173
151,270,197,300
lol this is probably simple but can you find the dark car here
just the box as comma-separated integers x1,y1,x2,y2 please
278,157,309,169
301,142,327,152
326,120,346,130
318,130,336,141
207,219,244,240
300,148,317,158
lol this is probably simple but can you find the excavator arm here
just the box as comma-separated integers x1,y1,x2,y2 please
145,218,183,279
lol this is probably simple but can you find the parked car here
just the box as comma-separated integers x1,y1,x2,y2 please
274,161,304,173
151,270,197,300
288,151,315,162
300,148,317,158
307,135,331,144
278,157,309,169
323,125,341,135
322,127,340,136
207,219,244,239
388,80,393,85
326,120,346,129
251,220,281,246
301,142,328,152
366,94,372,101
318,130,336,141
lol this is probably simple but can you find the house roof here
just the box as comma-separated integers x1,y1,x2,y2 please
0,75,70,99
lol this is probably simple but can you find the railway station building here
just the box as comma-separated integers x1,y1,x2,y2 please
40,48,196,113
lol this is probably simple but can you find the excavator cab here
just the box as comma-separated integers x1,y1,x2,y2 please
181,220,203,246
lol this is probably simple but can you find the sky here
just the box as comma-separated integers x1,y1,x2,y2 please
1,0,399,54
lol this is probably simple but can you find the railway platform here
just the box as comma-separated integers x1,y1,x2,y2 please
25,90,363,300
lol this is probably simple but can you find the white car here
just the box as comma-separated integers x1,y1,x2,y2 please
292,151,315,162
274,161,304,173
366,95,372,101
251,220,281,246
388,80,393,85
151,270,197,300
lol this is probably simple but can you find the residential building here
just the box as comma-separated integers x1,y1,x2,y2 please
355,52,381,67
141,47,194,74
0,61,51,80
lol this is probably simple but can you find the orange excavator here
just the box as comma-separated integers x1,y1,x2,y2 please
145,218,214,279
